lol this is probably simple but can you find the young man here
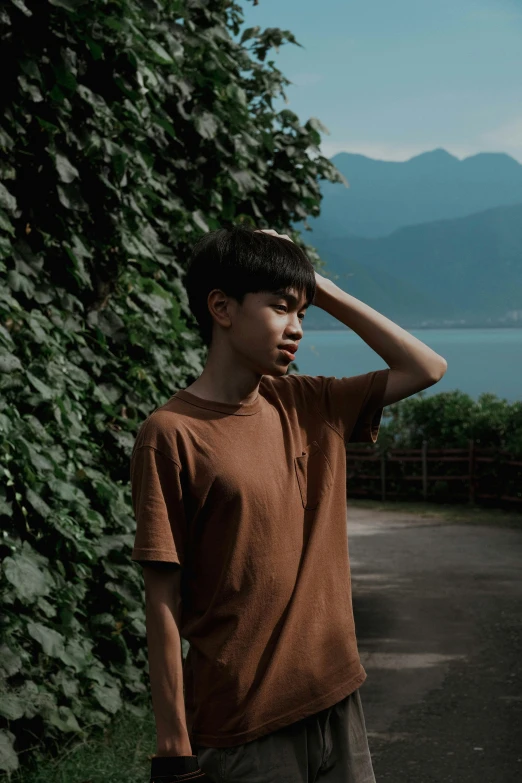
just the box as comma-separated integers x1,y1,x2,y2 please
130,225,447,783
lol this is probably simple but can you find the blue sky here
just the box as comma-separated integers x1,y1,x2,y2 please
237,0,522,163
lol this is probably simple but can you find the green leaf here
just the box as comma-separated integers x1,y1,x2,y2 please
239,25,260,44
0,182,17,212
7,269,35,297
10,0,32,17
0,125,14,150
0,349,22,373
148,40,174,64
51,63,77,91
48,478,85,502
37,597,57,618
103,15,124,32
57,182,88,211
55,153,79,183
152,114,177,140
3,547,54,602
16,681,39,721
49,83,66,103
130,616,146,636
26,313,50,343
26,370,55,400
0,208,15,234
85,37,103,60
0,645,22,678
17,75,43,102
25,487,52,518
194,111,219,140
53,669,79,698
35,116,60,133
61,637,93,672
91,682,123,714
0,694,25,721
0,730,19,774
306,116,330,135
32,688,58,718
48,705,81,732
191,210,209,232
20,59,42,82
85,662,109,686
64,246,92,288
48,0,88,11
0,234,13,260
27,621,66,658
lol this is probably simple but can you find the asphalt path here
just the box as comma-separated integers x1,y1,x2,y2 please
348,505,522,783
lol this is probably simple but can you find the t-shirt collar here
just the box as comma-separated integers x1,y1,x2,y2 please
172,388,263,416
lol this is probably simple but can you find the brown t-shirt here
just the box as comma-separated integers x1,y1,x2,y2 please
130,368,390,748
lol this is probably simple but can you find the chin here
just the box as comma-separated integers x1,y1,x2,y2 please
259,362,286,377
275,362,291,374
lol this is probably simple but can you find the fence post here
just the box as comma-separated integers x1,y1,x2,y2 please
380,449,386,502
468,438,475,505
422,439,428,500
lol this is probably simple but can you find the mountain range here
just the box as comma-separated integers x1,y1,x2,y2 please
293,149,522,329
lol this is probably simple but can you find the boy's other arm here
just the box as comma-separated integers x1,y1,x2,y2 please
314,276,448,404
142,563,193,756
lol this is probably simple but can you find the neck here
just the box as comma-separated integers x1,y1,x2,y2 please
185,349,262,405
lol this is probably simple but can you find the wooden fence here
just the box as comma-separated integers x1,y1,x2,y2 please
345,439,522,511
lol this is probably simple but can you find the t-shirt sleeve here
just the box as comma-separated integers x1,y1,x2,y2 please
130,445,187,567
296,368,390,444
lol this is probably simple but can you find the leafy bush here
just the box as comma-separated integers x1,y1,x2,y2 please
379,388,522,452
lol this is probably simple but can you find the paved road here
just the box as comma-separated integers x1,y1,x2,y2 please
348,506,522,783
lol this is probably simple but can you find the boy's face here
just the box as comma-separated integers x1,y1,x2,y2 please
230,286,308,375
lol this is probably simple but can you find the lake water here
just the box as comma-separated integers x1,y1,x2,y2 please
291,328,522,403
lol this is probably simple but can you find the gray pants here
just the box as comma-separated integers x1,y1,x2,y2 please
194,688,376,783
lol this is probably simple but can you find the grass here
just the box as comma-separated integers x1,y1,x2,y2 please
8,706,157,783
8,498,520,782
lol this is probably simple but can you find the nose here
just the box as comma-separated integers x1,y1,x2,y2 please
286,324,303,343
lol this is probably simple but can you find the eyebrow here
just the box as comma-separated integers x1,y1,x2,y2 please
272,290,310,310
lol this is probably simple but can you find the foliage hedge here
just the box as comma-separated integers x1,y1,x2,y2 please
0,0,348,775
1,0,521,778
377,388,522,454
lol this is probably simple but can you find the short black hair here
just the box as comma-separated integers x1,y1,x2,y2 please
184,224,317,348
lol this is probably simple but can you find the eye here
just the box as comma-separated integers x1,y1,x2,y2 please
274,305,305,320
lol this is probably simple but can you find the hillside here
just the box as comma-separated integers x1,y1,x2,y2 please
304,203,522,330
294,149,522,240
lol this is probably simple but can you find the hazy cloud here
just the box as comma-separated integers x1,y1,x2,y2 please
468,8,522,23
315,140,463,162
312,138,522,163
481,117,522,152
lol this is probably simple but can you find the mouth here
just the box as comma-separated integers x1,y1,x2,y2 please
279,348,297,361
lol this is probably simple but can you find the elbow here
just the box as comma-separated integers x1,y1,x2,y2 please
430,360,448,383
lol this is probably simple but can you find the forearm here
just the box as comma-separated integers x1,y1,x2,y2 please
145,599,192,756
315,278,447,378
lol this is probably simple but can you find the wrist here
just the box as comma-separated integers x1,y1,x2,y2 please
156,738,193,756
151,755,200,778
314,277,338,309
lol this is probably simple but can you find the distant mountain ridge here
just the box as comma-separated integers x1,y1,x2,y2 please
302,202,522,330
295,148,522,240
